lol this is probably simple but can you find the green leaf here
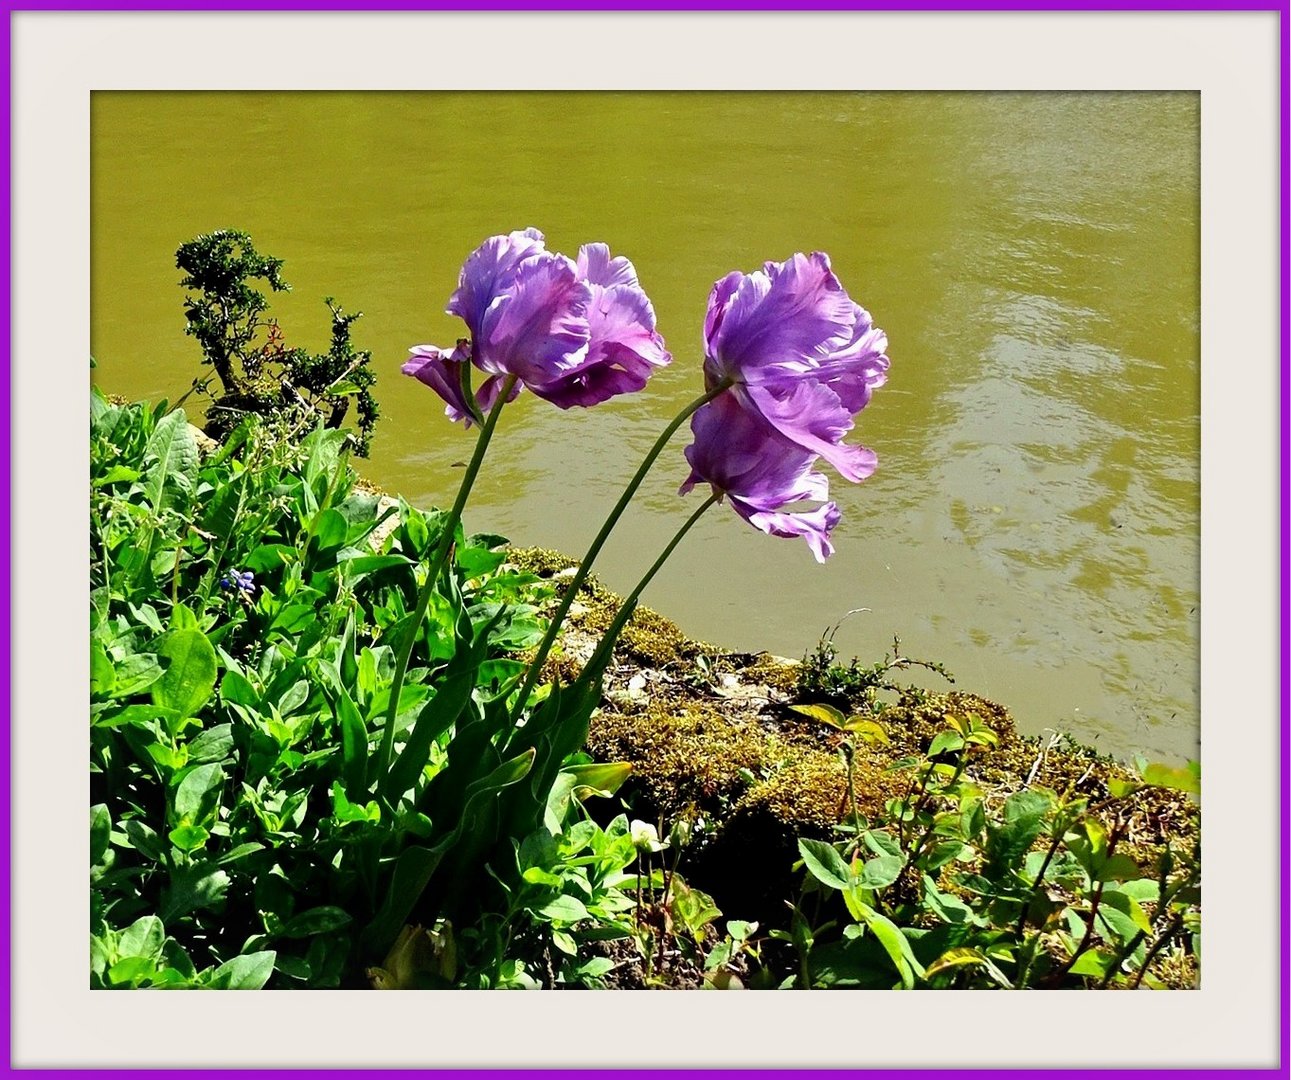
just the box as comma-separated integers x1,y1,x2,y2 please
159,863,230,922
172,763,224,825
151,628,218,724
90,641,116,698
538,894,591,924
926,731,966,758
1069,949,1118,978
789,703,846,729
215,842,265,866
859,907,923,989
117,915,165,961
168,824,210,852
219,671,259,707
856,853,904,890
985,789,1053,874
1106,777,1142,799
90,804,111,866
141,408,199,512
1097,853,1143,883
843,716,890,744
861,830,902,858
203,951,276,990
328,685,369,798
383,671,473,800
108,653,164,698
283,906,352,939
1141,762,1200,796
798,838,851,891
311,508,348,553
186,723,234,764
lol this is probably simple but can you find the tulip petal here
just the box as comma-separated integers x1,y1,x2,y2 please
477,252,592,385
732,498,842,563
402,342,477,426
706,252,856,384
576,243,640,288
742,381,878,484
446,227,547,334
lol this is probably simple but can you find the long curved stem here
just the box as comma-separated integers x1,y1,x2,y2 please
376,373,517,786
575,492,720,684
510,378,733,721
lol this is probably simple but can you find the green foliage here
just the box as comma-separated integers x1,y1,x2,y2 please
176,229,380,455
774,711,1200,989
91,390,555,988
797,627,954,714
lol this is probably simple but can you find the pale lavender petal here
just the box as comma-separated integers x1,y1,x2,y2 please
706,252,855,384
816,303,891,412
476,251,592,386
702,270,743,361
576,242,640,288
401,341,476,426
446,227,547,336
742,381,878,483
530,257,670,408
732,499,842,562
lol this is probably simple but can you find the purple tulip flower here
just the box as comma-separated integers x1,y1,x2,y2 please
403,229,670,425
681,390,842,561
682,251,888,560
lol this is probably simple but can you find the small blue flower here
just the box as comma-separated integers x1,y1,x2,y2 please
220,569,255,595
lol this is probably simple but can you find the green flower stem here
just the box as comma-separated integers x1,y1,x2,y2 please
509,377,734,721
376,372,518,788
576,491,721,683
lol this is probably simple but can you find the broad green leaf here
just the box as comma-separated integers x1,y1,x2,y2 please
108,653,164,698
90,804,111,866
152,628,218,724
159,863,230,922
1141,762,1200,796
1100,887,1153,935
1096,853,1143,883
862,829,902,858
168,824,210,852
117,915,165,961
186,723,234,764
1106,777,1142,799
538,895,592,923
565,761,632,798
219,671,259,708
383,672,473,800
215,842,265,866
1069,949,1118,978
203,951,276,990
859,907,923,989
311,508,348,553
141,408,199,512
789,703,846,729
172,763,224,824
926,731,966,758
856,853,904,890
798,838,851,891
90,641,116,698
329,685,368,798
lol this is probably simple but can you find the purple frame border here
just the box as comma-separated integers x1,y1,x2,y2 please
13,2,1285,1075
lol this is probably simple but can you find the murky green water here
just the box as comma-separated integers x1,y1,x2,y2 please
91,91,1199,762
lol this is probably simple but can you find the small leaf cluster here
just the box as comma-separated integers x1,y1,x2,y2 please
776,709,1200,989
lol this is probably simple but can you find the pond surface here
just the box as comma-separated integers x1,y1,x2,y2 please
91,91,1199,763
